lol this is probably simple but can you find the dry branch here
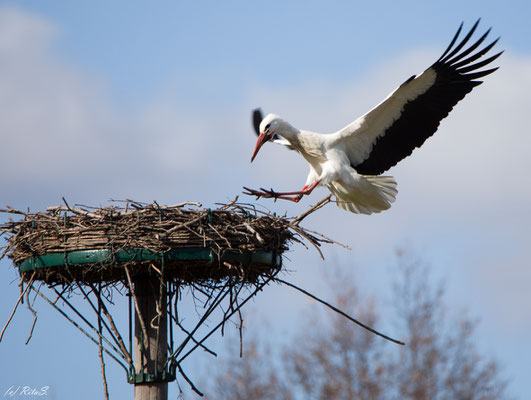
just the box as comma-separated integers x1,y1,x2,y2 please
274,277,405,346
0,272,35,342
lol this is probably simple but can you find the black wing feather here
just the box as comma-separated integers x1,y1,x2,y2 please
446,27,491,65
252,108,263,135
354,21,501,175
437,22,463,62
439,19,480,63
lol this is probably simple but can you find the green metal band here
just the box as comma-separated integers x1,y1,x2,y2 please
18,247,281,272
127,366,177,384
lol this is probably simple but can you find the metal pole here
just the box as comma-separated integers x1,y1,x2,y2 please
133,276,168,400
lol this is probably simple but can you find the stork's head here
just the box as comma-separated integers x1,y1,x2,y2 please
250,113,282,162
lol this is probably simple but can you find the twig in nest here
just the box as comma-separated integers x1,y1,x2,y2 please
238,308,244,358
290,227,325,260
169,313,217,357
154,268,165,373
176,272,277,365
292,195,333,225
177,363,203,397
51,287,129,363
85,283,133,367
32,286,130,373
160,214,205,238
242,222,264,244
274,277,405,346
215,196,239,211
124,265,149,354
97,284,110,400
62,197,101,219
169,279,233,362
24,285,38,345
0,272,36,342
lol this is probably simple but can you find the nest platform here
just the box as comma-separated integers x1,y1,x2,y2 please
0,200,312,285
1,197,399,399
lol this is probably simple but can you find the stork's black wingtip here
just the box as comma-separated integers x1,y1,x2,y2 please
252,108,264,136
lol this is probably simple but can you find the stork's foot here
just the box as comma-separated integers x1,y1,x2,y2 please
242,187,303,203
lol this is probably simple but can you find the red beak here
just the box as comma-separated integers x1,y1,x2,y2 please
251,132,268,162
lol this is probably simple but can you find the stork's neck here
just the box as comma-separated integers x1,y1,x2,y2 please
275,121,300,141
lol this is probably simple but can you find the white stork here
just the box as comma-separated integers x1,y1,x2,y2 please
244,20,502,214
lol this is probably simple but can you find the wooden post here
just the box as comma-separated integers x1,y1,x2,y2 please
134,276,168,400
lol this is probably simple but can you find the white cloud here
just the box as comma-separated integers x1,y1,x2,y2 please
0,7,120,182
0,5,57,56
0,6,243,209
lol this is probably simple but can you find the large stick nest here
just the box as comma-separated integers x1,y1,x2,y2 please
0,198,334,285
0,198,403,397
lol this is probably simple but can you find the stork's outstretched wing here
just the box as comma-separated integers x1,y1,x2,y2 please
336,19,502,175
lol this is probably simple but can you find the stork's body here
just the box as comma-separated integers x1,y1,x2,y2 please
246,20,502,214
249,116,399,214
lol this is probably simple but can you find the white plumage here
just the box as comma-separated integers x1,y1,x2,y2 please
245,20,502,214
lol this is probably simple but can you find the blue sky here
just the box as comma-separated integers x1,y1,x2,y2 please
1,1,530,399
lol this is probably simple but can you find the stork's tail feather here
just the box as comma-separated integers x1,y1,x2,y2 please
329,175,398,215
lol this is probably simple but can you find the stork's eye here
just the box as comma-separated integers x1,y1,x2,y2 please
264,123,271,132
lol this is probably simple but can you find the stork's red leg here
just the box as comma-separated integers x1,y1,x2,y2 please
243,180,320,203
